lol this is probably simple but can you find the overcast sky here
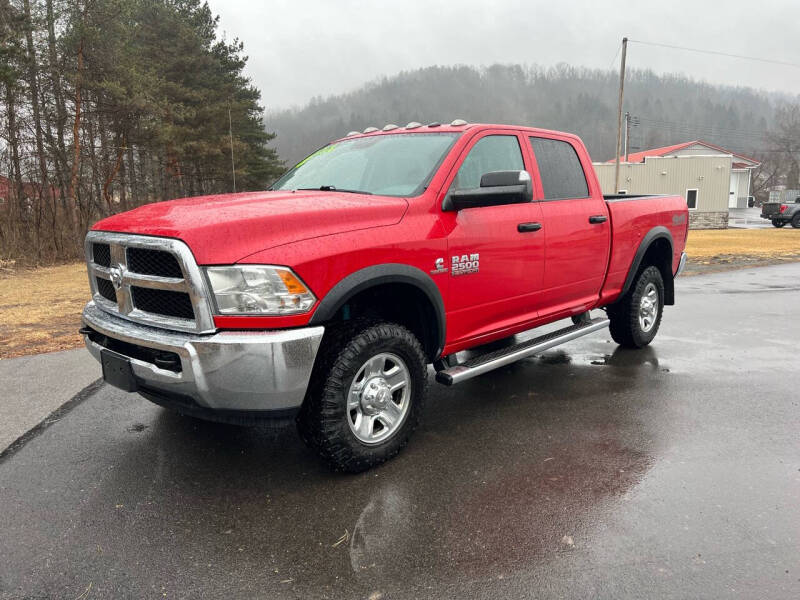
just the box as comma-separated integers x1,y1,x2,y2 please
206,0,800,111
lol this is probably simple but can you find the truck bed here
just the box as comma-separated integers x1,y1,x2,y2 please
603,194,666,201
599,193,689,306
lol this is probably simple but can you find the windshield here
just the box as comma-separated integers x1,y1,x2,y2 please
272,133,459,197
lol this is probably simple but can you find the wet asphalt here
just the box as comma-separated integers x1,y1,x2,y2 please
1,264,799,600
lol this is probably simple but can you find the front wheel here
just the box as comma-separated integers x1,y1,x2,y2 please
297,321,427,472
607,265,665,348
773,219,786,228
792,214,800,229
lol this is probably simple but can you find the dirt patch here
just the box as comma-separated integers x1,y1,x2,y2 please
685,228,800,260
681,255,800,276
0,263,89,359
682,228,800,276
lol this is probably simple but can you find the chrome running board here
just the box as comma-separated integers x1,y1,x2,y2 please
435,317,609,386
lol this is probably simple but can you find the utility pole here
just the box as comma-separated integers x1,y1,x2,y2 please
614,37,628,195
228,104,237,194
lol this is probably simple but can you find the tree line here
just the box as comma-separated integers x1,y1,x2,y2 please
269,64,800,200
0,0,283,264
4,9,800,269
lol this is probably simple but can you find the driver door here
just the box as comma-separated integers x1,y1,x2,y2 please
438,131,545,345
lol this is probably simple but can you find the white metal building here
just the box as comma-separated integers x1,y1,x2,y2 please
592,140,760,229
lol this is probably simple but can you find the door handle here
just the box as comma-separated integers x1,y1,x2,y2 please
517,222,542,233
589,215,608,224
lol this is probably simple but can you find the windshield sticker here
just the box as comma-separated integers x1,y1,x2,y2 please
294,144,337,169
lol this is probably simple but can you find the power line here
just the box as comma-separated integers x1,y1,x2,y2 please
638,127,764,139
636,119,770,140
621,115,780,153
637,117,767,133
628,39,800,70
637,116,767,131
607,43,621,71
635,125,770,145
637,122,765,139
634,114,767,132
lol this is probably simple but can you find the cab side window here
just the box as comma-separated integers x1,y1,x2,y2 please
451,135,524,191
529,137,589,200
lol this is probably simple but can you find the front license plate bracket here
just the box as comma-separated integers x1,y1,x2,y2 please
100,350,138,392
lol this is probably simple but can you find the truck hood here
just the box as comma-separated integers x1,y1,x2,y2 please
93,190,408,264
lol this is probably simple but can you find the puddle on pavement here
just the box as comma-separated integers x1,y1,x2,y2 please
63,369,663,593
536,350,572,365
346,437,653,583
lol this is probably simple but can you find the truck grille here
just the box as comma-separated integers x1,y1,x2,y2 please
93,243,111,267
131,286,194,319
127,247,183,278
96,276,117,302
85,232,215,333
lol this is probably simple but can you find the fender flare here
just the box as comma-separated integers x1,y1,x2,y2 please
308,263,446,358
619,226,675,302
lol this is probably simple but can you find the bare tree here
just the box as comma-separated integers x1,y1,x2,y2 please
768,104,800,190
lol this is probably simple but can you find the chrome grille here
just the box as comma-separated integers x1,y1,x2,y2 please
85,231,216,333
131,286,195,319
93,243,111,267
96,276,117,302
127,247,183,278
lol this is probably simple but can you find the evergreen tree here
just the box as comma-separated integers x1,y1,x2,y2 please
0,0,283,263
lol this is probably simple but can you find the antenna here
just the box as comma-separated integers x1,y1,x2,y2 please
228,104,237,193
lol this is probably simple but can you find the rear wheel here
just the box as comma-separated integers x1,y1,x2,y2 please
773,219,786,228
297,320,427,472
607,265,664,349
792,214,800,229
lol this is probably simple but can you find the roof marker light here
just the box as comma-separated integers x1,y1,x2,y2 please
346,131,360,137
427,122,441,127
406,122,422,129
383,124,399,131
363,127,379,133
450,119,468,126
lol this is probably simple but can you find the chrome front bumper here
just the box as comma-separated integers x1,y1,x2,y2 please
82,301,324,413
676,252,688,276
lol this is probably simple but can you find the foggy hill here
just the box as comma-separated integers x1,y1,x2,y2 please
267,64,785,166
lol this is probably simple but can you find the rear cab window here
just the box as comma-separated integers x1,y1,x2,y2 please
529,137,589,200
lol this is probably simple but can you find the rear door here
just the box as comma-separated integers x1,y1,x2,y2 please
439,131,545,344
528,135,610,316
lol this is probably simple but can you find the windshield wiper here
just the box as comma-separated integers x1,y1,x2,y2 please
297,186,372,195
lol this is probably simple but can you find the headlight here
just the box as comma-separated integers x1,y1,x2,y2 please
204,266,316,315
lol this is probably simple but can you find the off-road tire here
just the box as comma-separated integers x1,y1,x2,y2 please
297,320,427,473
791,214,800,229
607,265,665,349
773,219,786,228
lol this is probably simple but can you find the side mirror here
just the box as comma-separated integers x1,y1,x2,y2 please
445,170,533,211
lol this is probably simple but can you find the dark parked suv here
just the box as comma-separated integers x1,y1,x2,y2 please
761,197,800,228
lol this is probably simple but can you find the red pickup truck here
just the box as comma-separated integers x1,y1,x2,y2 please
82,121,688,471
